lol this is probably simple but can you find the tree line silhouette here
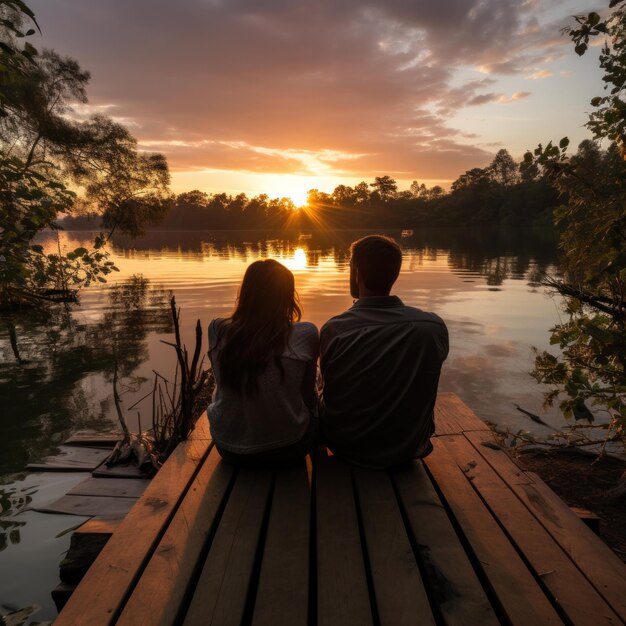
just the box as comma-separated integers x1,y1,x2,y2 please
61,147,564,231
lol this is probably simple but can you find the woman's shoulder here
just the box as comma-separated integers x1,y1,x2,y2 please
292,321,319,336
208,318,229,346
286,321,319,359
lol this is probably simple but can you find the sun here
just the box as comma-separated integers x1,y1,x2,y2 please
274,185,308,208
265,176,312,207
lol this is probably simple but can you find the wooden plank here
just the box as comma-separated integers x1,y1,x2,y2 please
252,464,310,626
464,429,626,621
434,392,489,436
521,472,626,622
463,430,533,486
92,464,149,479
117,447,234,626
54,414,213,626
67,477,150,499
442,434,621,626
75,517,123,535
64,431,123,447
392,461,499,626
34,494,137,517
27,446,111,471
316,454,373,626
353,468,435,626
570,507,600,534
183,469,272,626
425,438,563,625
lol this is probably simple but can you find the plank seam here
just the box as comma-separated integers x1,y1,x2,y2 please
308,455,317,626
110,440,215,624
389,472,447,626
452,454,575,626
174,464,239,626
350,468,381,626
421,461,511,626
242,474,276,626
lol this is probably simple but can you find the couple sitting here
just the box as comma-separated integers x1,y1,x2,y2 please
207,235,449,470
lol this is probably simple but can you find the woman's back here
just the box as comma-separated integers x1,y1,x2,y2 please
208,319,319,454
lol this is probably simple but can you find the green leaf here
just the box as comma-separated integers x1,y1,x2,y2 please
559,137,569,149
572,400,594,422
575,43,587,56
590,97,602,107
587,12,600,27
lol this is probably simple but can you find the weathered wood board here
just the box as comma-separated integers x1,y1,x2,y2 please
74,517,124,536
316,454,373,626
117,447,234,626
53,414,212,626
252,464,311,626
34,494,138,517
183,469,273,626
64,431,123,447
67,477,150,499
91,464,149,479
27,446,111,471
54,399,626,626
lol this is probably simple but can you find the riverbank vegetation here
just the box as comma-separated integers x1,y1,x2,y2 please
526,3,626,454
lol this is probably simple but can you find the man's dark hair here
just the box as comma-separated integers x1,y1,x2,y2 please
350,235,402,293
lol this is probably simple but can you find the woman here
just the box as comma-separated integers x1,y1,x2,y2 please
208,259,319,467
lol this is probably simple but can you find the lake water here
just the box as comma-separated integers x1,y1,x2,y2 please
0,227,566,622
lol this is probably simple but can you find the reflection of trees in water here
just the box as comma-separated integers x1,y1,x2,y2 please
112,227,558,287
0,276,172,475
0,484,30,551
438,229,558,286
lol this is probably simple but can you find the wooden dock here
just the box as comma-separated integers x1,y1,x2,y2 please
54,392,626,626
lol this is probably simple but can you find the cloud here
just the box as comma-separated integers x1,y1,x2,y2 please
499,91,532,103
465,91,531,106
526,69,553,79
29,0,585,184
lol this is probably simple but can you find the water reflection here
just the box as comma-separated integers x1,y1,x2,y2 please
0,276,172,475
0,227,564,623
4,226,563,464
108,227,557,287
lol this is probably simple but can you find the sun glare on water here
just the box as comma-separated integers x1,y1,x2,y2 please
279,247,308,271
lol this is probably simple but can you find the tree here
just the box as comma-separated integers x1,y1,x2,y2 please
0,6,115,307
353,181,371,204
410,180,427,198
2,52,171,237
568,2,626,157
370,175,397,201
332,184,355,206
450,167,491,192
427,185,445,199
488,149,519,186
529,2,626,451
0,10,171,307
0,0,38,117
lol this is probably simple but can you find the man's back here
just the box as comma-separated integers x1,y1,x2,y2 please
320,295,448,468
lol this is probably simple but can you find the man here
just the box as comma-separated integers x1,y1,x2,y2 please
320,235,448,468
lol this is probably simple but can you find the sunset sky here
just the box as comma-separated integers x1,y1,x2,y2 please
31,0,603,201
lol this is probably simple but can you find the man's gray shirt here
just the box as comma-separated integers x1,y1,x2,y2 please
320,296,449,468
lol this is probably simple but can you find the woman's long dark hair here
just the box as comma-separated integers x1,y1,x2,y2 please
218,259,301,395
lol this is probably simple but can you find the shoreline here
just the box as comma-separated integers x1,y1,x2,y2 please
514,448,626,562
